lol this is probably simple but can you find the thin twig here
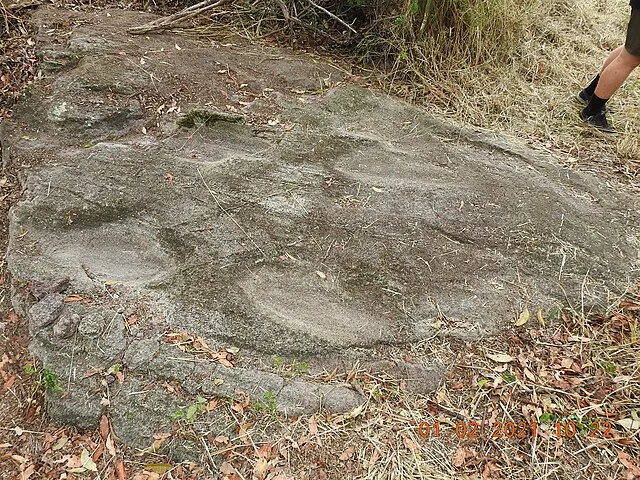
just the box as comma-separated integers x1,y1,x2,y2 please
200,436,217,472
128,0,235,35
197,168,265,257
306,0,357,34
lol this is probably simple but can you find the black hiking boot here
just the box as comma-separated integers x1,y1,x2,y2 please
576,90,591,105
576,90,611,113
580,108,617,135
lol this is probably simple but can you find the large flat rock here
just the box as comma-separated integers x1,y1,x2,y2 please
4,6,640,461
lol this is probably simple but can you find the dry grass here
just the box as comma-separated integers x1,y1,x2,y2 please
174,0,640,184
359,0,640,185
176,296,638,480
4,295,638,479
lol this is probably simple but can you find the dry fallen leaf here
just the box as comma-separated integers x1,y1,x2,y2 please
217,352,234,368
618,451,640,476
482,460,501,478
1,375,16,393
20,464,35,480
452,446,468,467
144,463,173,474
220,461,236,475
402,435,419,453
106,434,116,457
99,414,110,440
232,392,251,413
560,358,573,369
308,416,319,437
80,448,98,472
339,445,356,461
515,307,530,326
11,454,27,464
617,418,640,431
486,352,515,363
115,460,126,480
255,442,273,459
238,422,253,445
523,367,536,382
92,442,104,463
253,458,269,480
0,354,10,380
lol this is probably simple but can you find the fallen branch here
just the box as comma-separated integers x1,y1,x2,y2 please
306,0,357,34
128,0,235,35
1,0,41,11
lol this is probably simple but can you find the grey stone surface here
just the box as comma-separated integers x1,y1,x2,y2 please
28,293,65,331
109,378,183,450
77,308,127,364
6,5,640,464
29,277,70,300
67,34,118,54
392,361,446,396
52,311,80,339
320,385,365,413
45,380,104,430
123,338,160,371
147,344,196,382
276,380,322,417
204,366,285,398
37,48,80,73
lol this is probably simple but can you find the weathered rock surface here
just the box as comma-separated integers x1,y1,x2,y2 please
52,311,80,339
28,293,65,331
4,5,640,463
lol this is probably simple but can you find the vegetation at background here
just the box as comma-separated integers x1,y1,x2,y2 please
5,0,640,168
198,0,637,169
24,363,64,395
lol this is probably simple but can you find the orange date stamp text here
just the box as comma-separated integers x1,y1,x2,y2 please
418,421,613,440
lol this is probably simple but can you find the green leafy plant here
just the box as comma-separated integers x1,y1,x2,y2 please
272,355,284,369
292,361,310,374
272,356,309,375
567,414,593,433
539,412,558,423
252,391,278,418
25,364,64,394
600,361,617,375
172,396,208,422
41,368,64,394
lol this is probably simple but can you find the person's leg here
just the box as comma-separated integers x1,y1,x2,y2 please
579,46,624,101
582,49,640,120
593,49,640,99
580,9,640,133
600,45,625,73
